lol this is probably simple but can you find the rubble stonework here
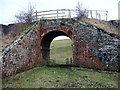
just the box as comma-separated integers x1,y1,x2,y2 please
1,19,120,78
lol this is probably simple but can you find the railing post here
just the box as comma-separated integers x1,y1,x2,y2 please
90,10,93,18
98,14,101,20
106,11,108,21
96,10,97,19
57,9,58,19
35,10,38,21
68,9,71,18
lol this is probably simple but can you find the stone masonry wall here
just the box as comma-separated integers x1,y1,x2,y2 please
1,23,41,78
38,19,120,70
71,20,120,70
0,18,120,78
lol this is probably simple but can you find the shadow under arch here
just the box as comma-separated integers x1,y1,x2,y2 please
40,30,73,65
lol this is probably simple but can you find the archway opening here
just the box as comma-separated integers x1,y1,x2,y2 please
50,36,73,65
40,31,73,65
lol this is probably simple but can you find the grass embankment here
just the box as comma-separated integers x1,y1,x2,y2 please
81,18,120,36
3,66,119,88
1,23,36,52
2,39,119,88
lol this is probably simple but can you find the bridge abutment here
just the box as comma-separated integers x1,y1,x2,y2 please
1,19,120,78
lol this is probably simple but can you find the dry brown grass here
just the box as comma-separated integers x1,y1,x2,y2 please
80,18,120,36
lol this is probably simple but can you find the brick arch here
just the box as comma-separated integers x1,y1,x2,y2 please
37,26,74,65
36,21,113,69
36,22,99,66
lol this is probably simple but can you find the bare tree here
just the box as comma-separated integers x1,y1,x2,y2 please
15,11,25,23
15,2,35,25
76,2,88,19
24,2,35,25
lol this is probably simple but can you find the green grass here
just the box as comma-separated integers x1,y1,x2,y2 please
2,66,119,88
50,39,73,64
2,39,119,88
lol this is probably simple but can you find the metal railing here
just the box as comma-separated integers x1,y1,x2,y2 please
34,9,108,21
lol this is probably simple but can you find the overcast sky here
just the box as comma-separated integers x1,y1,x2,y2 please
0,0,119,25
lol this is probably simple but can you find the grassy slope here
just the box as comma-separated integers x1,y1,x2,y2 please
2,67,118,88
1,23,36,51
81,18,120,35
2,39,119,88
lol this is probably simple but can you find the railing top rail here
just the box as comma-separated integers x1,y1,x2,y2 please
36,9,70,13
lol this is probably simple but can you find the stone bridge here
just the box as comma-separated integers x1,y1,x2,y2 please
0,18,120,78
